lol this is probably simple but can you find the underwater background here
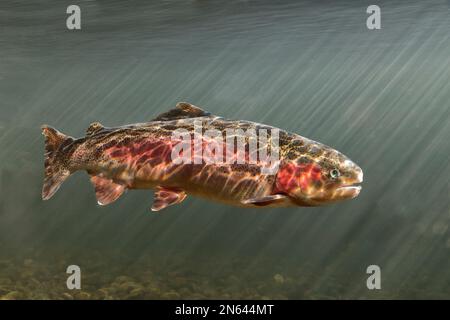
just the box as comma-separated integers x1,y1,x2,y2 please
0,0,449,299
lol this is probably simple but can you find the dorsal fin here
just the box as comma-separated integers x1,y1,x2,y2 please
86,122,105,136
151,102,211,121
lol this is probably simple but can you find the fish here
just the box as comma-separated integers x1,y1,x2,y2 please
41,102,363,211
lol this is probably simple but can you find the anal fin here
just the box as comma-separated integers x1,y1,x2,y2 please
151,187,187,212
90,175,126,206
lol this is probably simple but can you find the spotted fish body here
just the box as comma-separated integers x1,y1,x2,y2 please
41,102,363,211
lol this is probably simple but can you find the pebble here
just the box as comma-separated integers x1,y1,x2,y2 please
273,273,285,284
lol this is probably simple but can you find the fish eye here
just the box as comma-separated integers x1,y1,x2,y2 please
330,168,340,179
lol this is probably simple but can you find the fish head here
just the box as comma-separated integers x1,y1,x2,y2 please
276,142,363,206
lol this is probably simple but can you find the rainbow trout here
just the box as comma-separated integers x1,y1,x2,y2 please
41,102,363,211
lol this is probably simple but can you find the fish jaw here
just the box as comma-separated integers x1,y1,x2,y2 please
334,166,363,199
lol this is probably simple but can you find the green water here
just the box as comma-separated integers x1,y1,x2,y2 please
0,0,449,299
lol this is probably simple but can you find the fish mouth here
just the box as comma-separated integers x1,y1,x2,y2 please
336,170,363,198
337,184,362,191
335,184,362,199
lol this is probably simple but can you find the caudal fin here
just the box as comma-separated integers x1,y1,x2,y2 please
41,125,73,200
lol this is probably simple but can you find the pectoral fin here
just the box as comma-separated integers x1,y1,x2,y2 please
151,187,187,212
90,175,126,205
241,194,289,207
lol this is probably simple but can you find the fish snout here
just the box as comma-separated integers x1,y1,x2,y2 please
335,165,363,199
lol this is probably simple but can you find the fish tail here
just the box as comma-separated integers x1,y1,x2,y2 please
41,125,74,200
